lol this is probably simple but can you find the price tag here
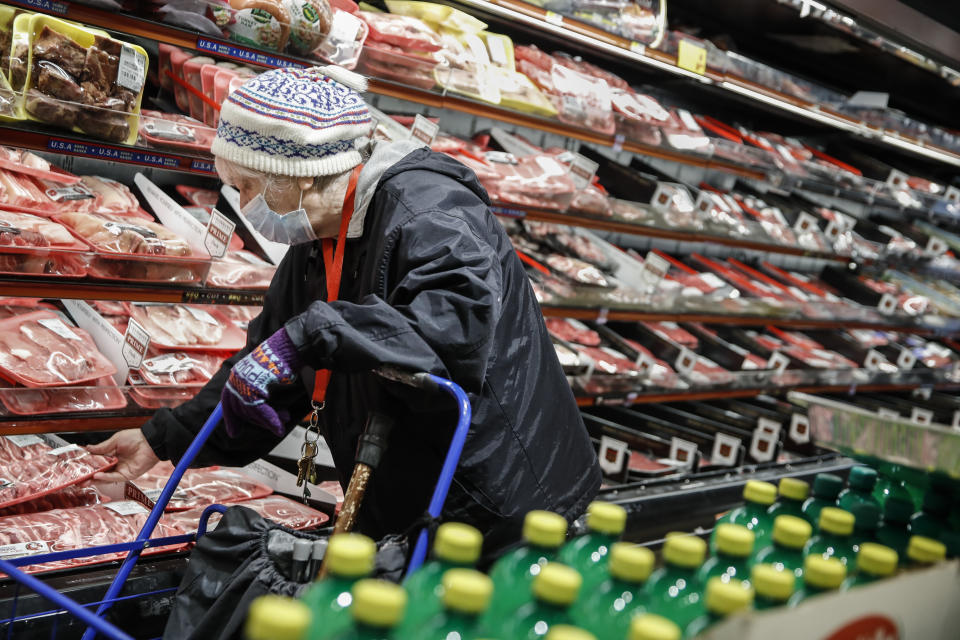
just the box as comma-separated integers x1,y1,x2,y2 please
544,10,563,24
677,40,707,75
612,134,625,153
118,44,147,93
767,351,790,374
567,153,599,189
328,9,362,43
711,433,741,467
0,541,50,560
751,419,781,463
598,435,628,475
122,318,150,370
630,41,646,55
913,386,932,401
945,185,960,203
897,349,916,370
789,414,810,444
878,408,900,420
668,437,697,469
878,293,898,315
695,192,717,215
44,184,94,201
535,156,566,177
6,435,43,448
650,183,677,212
486,34,509,67
204,208,236,259
864,349,884,371
38,317,81,341
635,351,652,375
409,114,439,146
639,251,670,293
823,221,842,241
793,212,820,234
926,237,948,256
886,168,910,190
675,348,697,376
676,109,700,131
758,417,782,437
104,501,150,516
912,408,933,426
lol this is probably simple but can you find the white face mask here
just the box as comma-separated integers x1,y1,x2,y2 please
240,187,316,245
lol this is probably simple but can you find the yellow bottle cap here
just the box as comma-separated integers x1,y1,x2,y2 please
750,564,794,602
351,579,406,627
523,510,568,548
325,533,376,578
803,556,846,590
586,501,627,535
778,477,810,502
857,543,898,577
532,563,582,606
704,577,753,616
772,515,812,549
244,595,311,640
545,625,597,640
743,480,777,506
907,536,947,565
433,522,483,565
662,533,706,568
629,614,681,640
608,543,654,583
441,568,493,614
818,507,855,536
715,524,755,557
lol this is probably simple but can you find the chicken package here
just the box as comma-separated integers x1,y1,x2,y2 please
139,110,216,153
206,250,276,290
0,501,186,575
0,376,127,415
0,310,117,386
0,483,105,518
0,209,88,277
134,351,227,387
167,495,329,533
129,304,245,352
0,433,116,510
132,462,272,511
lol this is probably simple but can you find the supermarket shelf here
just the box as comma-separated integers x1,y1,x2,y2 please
492,204,848,260
0,276,266,305
0,413,149,435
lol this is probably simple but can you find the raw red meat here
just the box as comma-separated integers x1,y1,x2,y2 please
569,186,612,217
460,153,577,210
132,462,272,512
0,376,126,415
129,304,227,349
79,176,142,216
0,483,105,517
545,318,601,346
0,434,116,509
358,11,442,51
58,211,192,256
206,250,276,290
514,44,553,71
167,495,329,532
576,345,638,375
545,254,611,287
644,322,699,348
137,351,226,386
0,298,57,320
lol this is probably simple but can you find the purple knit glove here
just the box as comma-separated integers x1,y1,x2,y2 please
222,328,303,437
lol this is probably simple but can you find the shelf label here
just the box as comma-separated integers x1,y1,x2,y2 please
544,11,563,25
897,348,916,370
912,408,934,426
945,185,960,203
204,208,236,259
750,418,780,462
630,41,646,56
675,347,697,376
668,437,697,469
767,351,790,374
191,159,217,174
48,138,180,170
409,114,439,146
567,153,598,189
789,413,810,444
122,318,150,370
926,236,948,256
793,212,820,234
196,37,307,69
0,541,50,560
711,433,740,467
864,349,885,371
677,40,707,75
878,293,898,315
598,435,628,475
639,251,670,294
6,0,66,14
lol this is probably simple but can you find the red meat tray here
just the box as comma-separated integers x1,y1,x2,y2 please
166,495,329,533
128,304,245,352
132,462,272,511
0,209,89,278
0,376,126,415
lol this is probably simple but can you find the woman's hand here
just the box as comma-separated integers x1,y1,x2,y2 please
87,429,161,483
222,327,303,436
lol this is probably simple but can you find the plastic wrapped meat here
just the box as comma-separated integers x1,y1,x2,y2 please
0,298,57,320
610,199,656,224
0,169,55,213
79,176,141,216
0,434,116,510
0,376,126,415
129,305,225,348
553,342,582,372
0,311,117,386
167,495,329,533
133,462,272,511
611,90,666,146
206,250,276,290
660,110,712,153
461,153,577,210
545,317,601,346
0,209,77,246
57,212,192,256
569,185,612,217
358,11,442,51
576,345,637,375
139,110,215,153
138,351,226,386
0,483,105,518
684,356,735,386
548,229,614,270
176,185,219,208
547,64,615,135
359,41,439,89
545,254,611,287
553,53,629,90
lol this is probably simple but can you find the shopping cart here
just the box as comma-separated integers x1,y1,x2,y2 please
0,369,472,640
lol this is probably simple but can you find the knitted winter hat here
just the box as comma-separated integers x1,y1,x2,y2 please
212,66,371,177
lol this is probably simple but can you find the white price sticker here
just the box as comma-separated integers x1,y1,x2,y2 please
878,293,898,315
639,251,670,293
184,306,219,325
122,318,150,370
864,349,884,371
913,386,932,401
897,349,916,370
824,220,842,241
38,317,81,341
675,348,697,376
750,422,779,463
886,168,910,189
711,433,740,467
409,114,439,146
699,273,726,290
328,9,362,43
104,500,150,516
118,44,147,93
945,185,960,203
793,212,820,234
45,184,94,202
567,153,599,189
912,408,934,426
630,41,646,56
789,413,810,444
143,118,196,142
650,183,677,211
0,541,50,559
535,156,566,177
668,437,697,469
204,208,236,259
598,435,628,476
926,237,948,256
5,435,43,448
677,109,699,131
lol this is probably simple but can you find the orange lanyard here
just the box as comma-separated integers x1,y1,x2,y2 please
312,164,363,409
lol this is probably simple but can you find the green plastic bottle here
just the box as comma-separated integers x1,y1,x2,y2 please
873,463,913,507
571,542,654,640
910,491,950,539
629,614,681,640
842,542,898,589
399,522,483,631
849,502,881,554
696,524,754,586
545,625,597,640
558,501,627,593
766,477,810,522
905,535,946,568
838,467,880,513
753,515,812,580
711,480,776,550
406,568,492,640
486,510,568,620
801,474,843,527
750,564,794,610
787,556,845,606
682,578,753,639
644,534,707,630
497,563,582,639
805,507,857,570
301,533,376,640
332,580,406,640
245,595,311,640
876,497,914,558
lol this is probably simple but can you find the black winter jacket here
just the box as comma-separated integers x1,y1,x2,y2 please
142,143,601,554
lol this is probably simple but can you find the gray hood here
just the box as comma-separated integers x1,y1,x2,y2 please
346,138,425,239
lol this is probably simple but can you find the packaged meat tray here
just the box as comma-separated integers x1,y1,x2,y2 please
139,110,216,153
358,41,441,90
358,11,442,51
0,376,126,415
547,64,615,135
0,433,116,510
77,175,148,218
0,310,116,387
0,501,185,575
167,495,329,533
0,146,81,185
576,345,639,376
176,185,219,209
215,304,260,330
129,304,245,352
315,8,368,69
0,483,105,518
206,250,277,290
134,351,227,387
127,372,199,409
611,90,666,147
0,297,57,320
19,15,149,145
0,209,89,277
132,462,272,511
459,152,577,210
492,68,557,117
55,211,210,282
546,317,602,346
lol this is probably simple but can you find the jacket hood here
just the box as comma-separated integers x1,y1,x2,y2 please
347,139,489,238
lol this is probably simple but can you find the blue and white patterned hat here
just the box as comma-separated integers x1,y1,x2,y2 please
212,66,372,177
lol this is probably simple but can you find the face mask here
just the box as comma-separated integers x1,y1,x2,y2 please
240,187,316,245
